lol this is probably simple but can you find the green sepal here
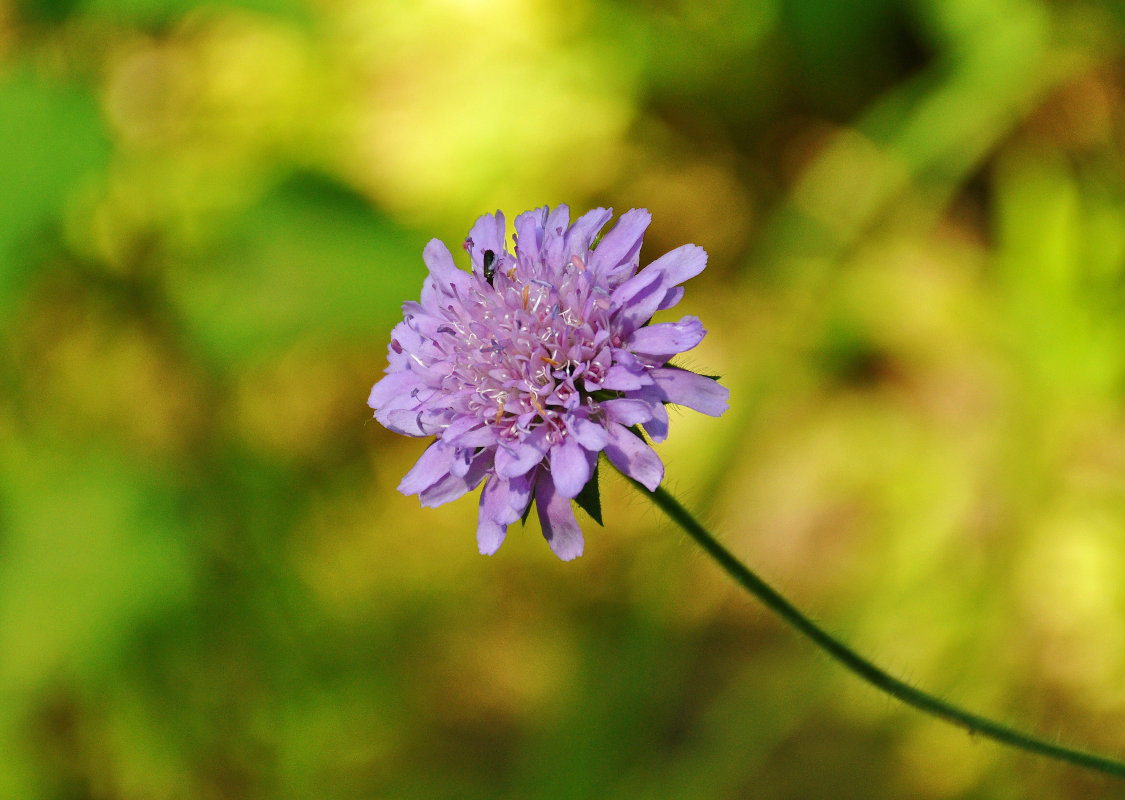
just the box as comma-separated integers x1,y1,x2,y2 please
520,487,536,526
627,424,652,445
573,460,604,526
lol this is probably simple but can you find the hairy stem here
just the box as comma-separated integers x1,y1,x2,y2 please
639,481,1125,779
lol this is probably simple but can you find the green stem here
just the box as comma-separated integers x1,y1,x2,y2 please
640,481,1125,779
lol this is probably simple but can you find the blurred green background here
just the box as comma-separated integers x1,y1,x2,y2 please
3,0,1125,797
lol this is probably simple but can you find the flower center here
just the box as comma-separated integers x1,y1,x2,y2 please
434,253,614,439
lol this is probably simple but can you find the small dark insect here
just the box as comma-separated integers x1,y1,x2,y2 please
483,250,497,286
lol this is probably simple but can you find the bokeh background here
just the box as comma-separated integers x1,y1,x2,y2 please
3,0,1125,797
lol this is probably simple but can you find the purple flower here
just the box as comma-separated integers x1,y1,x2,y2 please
369,206,728,560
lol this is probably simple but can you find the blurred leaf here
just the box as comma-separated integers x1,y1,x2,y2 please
993,148,1125,398
0,438,194,699
77,0,312,27
813,315,890,386
168,171,425,364
995,150,1081,294
0,74,110,313
781,0,933,115
615,0,777,94
14,0,80,25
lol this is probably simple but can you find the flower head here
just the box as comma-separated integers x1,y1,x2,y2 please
369,205,728,560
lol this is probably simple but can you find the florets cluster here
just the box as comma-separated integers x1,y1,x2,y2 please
369,206,727,559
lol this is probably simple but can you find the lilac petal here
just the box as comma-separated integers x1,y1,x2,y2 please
404,311,455,341
419,453,488,507
477,476,521,555
602,398,654,426
610,268,665,331
626,316,705,357
657,285,685,311
443,423,497,448
610,264,662,307
570,416,609,450
368,370,419,411
546,204,571,232
439,414,482,443
379,408,430,437
644,402,669,442
602,364,653,391
465,211,506,268
373,385,420,417
542,205,570,265
385,317,426,366
418,472,472,508
476,513,506,557
646,244,707,288
449,447,476,478
423,239,468,293
619,282,665,333
380,385,436,416
514,207,548,262
494,430,548,478
550,437,592,499
591,208,651,278
407,359,455,388
610,348,647,371
604,423,664,491
578,346,613,389
652,368,730,416
398,442,457,495
506,472,534,513
535,472,584,561
565,207,612,256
